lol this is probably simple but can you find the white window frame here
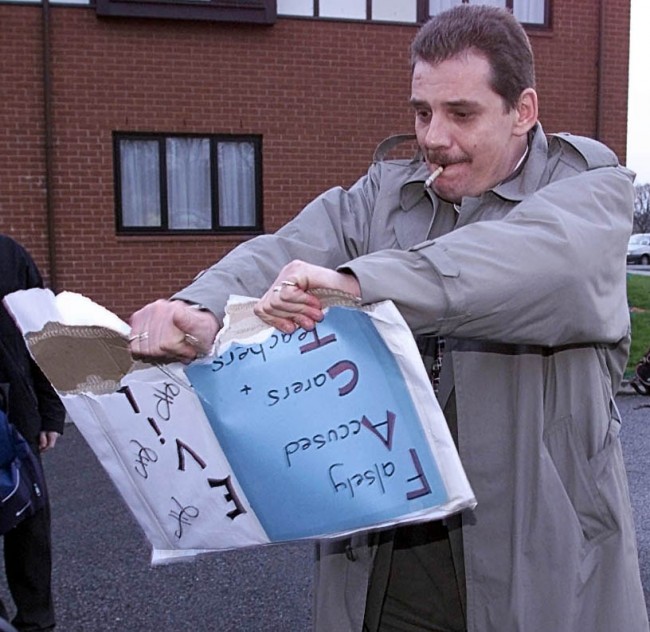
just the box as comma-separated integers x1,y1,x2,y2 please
277,0,550,27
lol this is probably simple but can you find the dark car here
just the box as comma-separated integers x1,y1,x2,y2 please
627,233,650,265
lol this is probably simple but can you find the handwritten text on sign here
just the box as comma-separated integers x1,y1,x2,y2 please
118,380,246,529
65,364,267,555
186,307,448,541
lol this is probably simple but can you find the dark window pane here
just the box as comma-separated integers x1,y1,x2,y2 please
218,141,257,227
120,139,161,227
167,137,212,230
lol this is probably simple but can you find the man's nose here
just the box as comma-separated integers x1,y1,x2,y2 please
424,115,452,150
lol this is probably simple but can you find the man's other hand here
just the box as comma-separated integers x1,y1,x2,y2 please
254,260,361,333
128,299,220,363
39,431,60,452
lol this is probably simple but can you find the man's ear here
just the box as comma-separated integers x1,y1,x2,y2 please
513,88,538,136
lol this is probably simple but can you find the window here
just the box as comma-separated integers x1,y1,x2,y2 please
114,133,263,234
428,0,548,26
96,0,276,24
277,0,419,22
277,0,549,26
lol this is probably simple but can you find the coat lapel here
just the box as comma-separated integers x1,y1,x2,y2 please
394,165,437,249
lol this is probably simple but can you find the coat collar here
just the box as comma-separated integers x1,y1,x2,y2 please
491,123,548,202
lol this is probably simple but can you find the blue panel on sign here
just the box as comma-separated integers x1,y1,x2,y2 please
186,307,447,541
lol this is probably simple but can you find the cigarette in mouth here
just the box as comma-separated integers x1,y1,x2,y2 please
424,165,444,189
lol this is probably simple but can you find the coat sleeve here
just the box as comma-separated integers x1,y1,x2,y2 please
31,360,66,434
344,166,634,346
174,166,381,319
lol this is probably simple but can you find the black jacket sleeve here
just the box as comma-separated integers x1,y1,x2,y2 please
0,235,65,442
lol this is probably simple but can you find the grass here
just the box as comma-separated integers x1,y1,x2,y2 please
627,273,650,377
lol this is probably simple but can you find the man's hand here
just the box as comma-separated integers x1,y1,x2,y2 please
39,431,60,452
254,260,361,333
128,299,220,363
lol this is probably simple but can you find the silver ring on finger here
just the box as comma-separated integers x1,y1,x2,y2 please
184,333,201,347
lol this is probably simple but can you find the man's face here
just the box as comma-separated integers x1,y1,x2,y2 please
411,52,534,203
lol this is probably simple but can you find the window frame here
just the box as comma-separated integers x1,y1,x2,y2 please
113,131,264,236
95,0,277,24
278,0,550,28
419,0,551,27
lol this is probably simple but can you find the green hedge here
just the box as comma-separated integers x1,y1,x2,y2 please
627,273,650,377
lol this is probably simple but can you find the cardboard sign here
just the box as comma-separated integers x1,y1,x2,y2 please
4,289,475,564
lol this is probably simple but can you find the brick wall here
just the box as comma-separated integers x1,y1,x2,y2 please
0,8,50,275
0,0,631,318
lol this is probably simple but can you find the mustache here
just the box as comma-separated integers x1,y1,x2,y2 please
425,153,469,167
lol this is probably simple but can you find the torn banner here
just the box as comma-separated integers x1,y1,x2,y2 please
4,289,475,564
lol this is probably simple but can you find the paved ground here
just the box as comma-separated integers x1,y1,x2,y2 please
1,393,649,631
617,393,650,606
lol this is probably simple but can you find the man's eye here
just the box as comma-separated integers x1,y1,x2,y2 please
453,111,471,120
415,110,431,121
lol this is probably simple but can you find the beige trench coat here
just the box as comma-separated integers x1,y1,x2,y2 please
177,124,649,631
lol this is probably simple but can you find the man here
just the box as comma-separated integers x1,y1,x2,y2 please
0,235,65,631
129,6,649,631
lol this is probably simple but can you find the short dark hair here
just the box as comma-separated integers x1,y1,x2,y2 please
410,5,535,110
